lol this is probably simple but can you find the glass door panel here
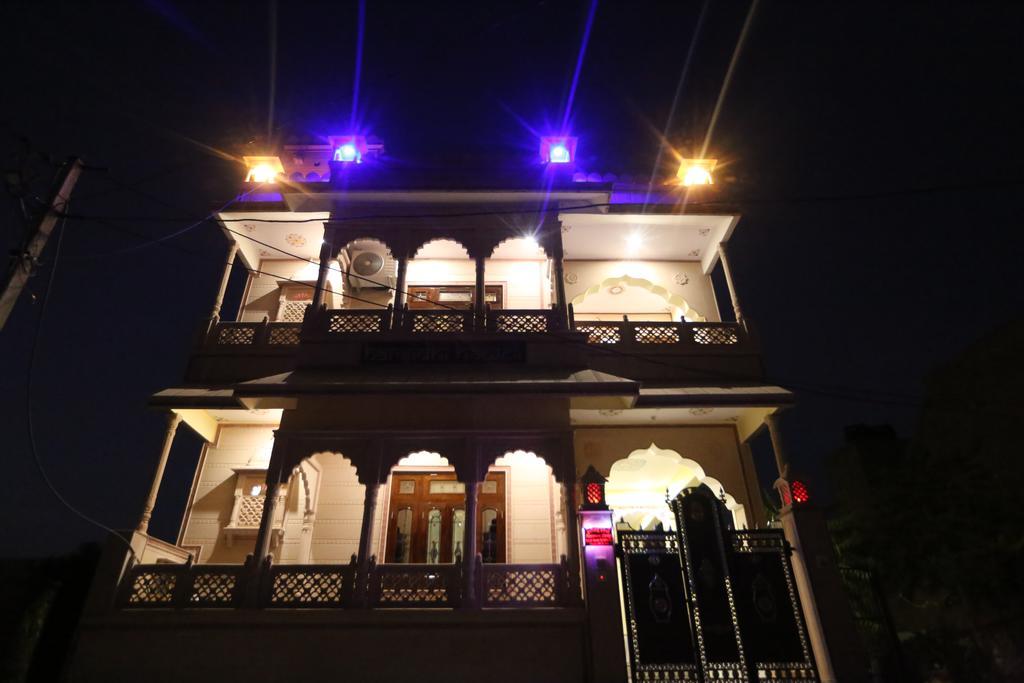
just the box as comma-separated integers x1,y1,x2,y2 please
451,508,465,564
393,508,413,563
426,508,443,564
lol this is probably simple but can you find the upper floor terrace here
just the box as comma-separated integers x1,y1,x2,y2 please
182,156,758,386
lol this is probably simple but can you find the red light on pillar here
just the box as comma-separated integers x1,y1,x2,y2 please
791,480,810,504
580,465,608,511
584,527,614,546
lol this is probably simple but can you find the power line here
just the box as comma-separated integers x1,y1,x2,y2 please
58,175,1024,228
24,209,137,560
59,172,1021,415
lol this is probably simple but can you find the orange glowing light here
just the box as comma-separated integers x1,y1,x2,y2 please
243,155,285,183
677,158,717,186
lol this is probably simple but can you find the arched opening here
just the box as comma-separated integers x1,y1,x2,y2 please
338,238,397,310
257,451,366,565
571,275,706,322
404,238,478,312
605,443,747,531
485,236,551,311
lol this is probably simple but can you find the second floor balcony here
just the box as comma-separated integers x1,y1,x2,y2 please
185,306,760,385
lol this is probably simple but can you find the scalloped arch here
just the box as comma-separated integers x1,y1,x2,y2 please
571,275,706,322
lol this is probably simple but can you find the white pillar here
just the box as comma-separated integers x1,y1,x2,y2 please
136,413,183,534
717,242,744,323
766,413,837,683
210,242,239,319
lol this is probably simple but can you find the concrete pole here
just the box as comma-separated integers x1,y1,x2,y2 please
136,413,183,534
209,242,239,319
717,242,744,323
765,413,837,683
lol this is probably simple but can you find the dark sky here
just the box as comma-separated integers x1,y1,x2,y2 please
1,2,1022,557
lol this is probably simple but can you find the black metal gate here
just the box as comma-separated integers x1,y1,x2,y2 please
617,484,818,682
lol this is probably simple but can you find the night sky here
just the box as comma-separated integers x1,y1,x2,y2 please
1,2,1022,557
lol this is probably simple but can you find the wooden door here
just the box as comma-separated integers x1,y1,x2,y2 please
384,471,506,564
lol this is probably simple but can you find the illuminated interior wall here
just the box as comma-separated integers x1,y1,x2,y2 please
239,258,345,322
305,454,366,564
180,425,276,564
564,260,719,323
574,425,763,530
406,259,548,309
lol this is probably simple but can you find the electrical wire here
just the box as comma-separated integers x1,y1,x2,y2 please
58,175,1024,228
24,207,138,560
60,172,1023,415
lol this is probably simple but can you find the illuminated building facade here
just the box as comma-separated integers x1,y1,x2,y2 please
71,140,850,682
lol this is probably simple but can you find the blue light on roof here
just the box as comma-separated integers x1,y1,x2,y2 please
334,142,359,162
549,143,571,164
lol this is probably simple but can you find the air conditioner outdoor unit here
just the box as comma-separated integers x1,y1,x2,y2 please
347,246,396,290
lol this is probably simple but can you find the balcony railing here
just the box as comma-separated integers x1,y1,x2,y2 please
202,307,747,349
118,557,573,610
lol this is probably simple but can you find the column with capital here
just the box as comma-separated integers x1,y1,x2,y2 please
136,413,183,534
717,241,744,324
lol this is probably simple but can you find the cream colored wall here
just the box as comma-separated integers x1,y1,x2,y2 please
495,452,558,563
181,425,275,564
406,258,550,309
305,454,366,564
563,260,721,322
240,258,345,322
573,425,764,528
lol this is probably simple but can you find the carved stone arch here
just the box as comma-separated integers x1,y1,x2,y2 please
485,233,553,260
571,274,706,322
329,230,401,262
408,234,475,260
476,434,573,484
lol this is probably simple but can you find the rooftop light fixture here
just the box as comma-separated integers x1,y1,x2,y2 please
330,135,367,163
677,158,717,186
243,156,285,183
540,136,578,165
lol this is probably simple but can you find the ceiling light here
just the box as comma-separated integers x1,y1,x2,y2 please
626,232,643,254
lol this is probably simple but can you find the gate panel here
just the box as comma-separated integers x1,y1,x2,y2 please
731,531,818,681
619,532,699,681
673,486,747,681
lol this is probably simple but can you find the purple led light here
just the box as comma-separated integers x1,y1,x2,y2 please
540,136,577,165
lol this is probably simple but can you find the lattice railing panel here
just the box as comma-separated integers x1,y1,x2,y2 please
374,566,455,606
327,311,385,333
188,568,241,606
409,311,470,333
124,567,180,606
691,325,740,345
483,565,560,606
633,324,681,345
279,301,310,323
493,313,549,333
267,324,301,345
576,323,622,345
236,495,265,527
216,325,257,345
268,567,348,607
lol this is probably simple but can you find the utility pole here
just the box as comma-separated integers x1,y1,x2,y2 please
0,156,83,330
